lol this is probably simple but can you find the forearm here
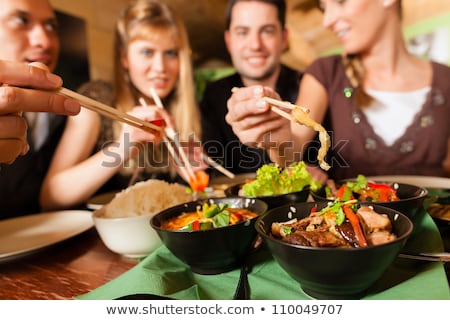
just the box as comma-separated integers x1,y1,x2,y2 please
39,143,133,210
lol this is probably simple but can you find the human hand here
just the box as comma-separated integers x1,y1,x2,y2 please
171,139,209,183
0,61,81,164
225,86,291,150
119,105,172,158
306,164,328,184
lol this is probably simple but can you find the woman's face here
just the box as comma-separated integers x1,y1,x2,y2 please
122,29,180,100
319,0,392,54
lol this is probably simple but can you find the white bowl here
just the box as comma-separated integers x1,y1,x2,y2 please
92,207,162,258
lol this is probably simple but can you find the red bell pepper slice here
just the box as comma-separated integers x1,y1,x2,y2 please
336,184,355,201
343,205,368,247
189,170,210,192
367,182,399,201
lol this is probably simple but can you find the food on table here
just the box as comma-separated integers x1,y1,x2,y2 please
160,202,258,231
99,179,193,218
428,203,450,221
291,107,331,171
241,161,321,197
188,170,210,193
325,174,400,202
262,96,331,171
271,200,397,248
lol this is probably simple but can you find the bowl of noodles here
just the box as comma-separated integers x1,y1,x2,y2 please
255,200,413,299
150,197,268,274
92,179,193,258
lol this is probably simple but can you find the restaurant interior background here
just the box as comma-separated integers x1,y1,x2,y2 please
50,0,450,91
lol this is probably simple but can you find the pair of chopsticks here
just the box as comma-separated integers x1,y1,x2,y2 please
139,94,197,184
148,87,235,180
263,96,309,120
58,87,161,134
230,87,310,122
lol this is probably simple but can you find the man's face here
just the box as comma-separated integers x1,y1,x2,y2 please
0,0,59,71
224,1,287,85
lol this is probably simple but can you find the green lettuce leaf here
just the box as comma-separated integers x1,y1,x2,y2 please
242,162,321,196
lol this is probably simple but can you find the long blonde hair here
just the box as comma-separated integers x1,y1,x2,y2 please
341,0,403,108
113,0,200,140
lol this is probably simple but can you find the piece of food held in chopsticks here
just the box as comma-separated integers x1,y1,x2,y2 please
188,170,210,193
263,97,331,171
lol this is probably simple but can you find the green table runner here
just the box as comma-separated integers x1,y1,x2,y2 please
78,210,449,300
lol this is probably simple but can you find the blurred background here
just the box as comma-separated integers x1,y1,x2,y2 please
50,0,450,90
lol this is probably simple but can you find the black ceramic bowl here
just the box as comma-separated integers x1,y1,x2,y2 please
150,197,268,275
311,180,427,223
256,202,413,299
224,183,310,210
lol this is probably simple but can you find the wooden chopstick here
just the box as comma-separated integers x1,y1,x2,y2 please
58,87,161,134
263,97,310,114
202,154,235,179
230,87,309,114
149,86,235,179
270,105,293,121
140,95,196,183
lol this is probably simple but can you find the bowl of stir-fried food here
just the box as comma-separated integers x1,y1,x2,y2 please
255,200,413,299
311,175,428,224
225,162,321,209
150,197,268,274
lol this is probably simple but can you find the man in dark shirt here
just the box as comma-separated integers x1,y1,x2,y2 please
200,0,302,176
0,0,68,218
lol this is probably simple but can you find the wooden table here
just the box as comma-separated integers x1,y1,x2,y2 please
0,228,138,299
0,219,448,300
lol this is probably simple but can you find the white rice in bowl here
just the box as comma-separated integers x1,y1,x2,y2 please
99,179,193,218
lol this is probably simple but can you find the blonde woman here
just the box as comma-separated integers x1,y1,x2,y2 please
40,0,202,210
110,0,202,185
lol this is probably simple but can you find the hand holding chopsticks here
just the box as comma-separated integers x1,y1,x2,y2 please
138,96,197,185
149,87,235,180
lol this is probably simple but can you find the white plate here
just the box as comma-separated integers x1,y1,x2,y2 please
0,210,94,262
367,175,450,189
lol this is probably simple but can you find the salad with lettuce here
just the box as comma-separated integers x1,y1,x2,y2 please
242,162,322,197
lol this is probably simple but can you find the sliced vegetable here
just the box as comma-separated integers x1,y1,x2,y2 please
203,203,220,218
342,205,368,247
366,182,399,202
242,162,322,197
212,210,230,228
335,184,354,201
189,170,210,192
190,220,200,231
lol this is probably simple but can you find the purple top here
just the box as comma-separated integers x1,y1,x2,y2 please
305,55,450,180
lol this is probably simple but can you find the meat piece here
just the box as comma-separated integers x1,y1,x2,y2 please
336,221,359,247
285,230,349,247
366,231,397,246
357,206,392,233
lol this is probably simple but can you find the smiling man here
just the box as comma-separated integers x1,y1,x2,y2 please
200,0,302,175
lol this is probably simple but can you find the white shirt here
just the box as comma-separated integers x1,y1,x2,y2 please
363,87,430,146
25,112,49,150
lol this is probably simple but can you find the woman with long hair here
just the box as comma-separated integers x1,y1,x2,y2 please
226,0,450,180
40,0,202,210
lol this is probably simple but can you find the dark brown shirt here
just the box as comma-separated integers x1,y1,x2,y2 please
305,55,450,180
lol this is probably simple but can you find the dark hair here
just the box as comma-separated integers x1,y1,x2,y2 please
225,0,286,30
